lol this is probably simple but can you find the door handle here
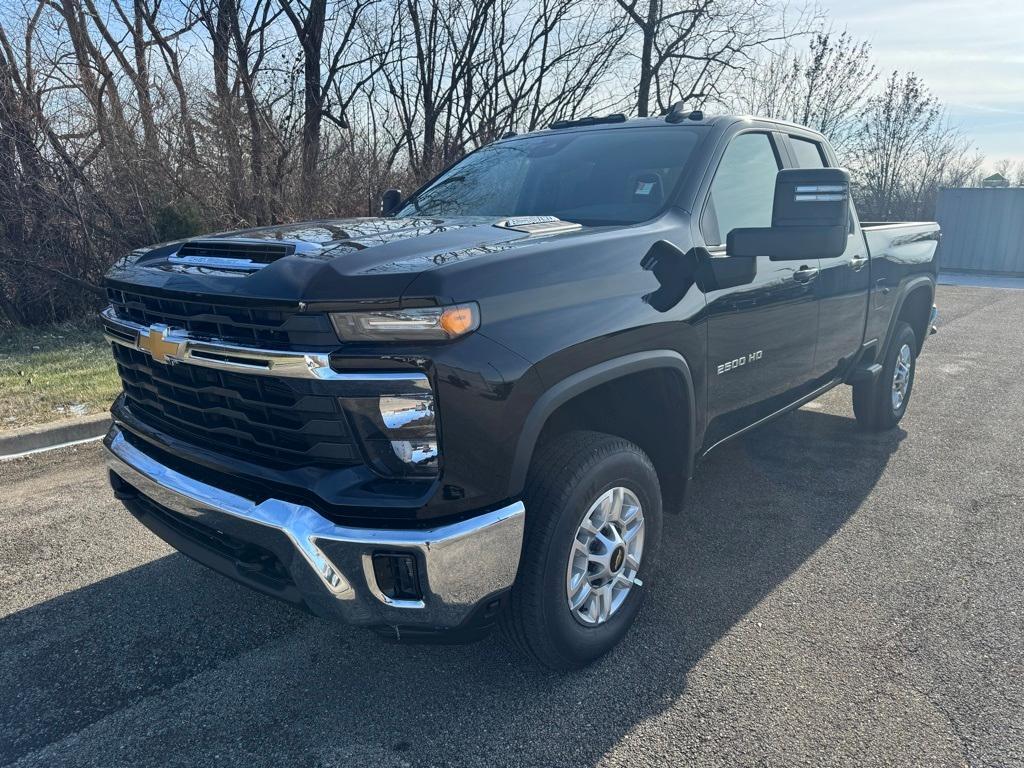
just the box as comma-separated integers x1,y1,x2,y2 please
849,255,868,271
793,265,819,283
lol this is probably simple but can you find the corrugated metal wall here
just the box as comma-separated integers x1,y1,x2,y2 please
935,188,1024,275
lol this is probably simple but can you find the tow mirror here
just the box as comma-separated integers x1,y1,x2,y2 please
727,168,849,260
381,188,403,216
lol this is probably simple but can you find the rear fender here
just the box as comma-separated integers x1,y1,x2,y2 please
883,276,936,358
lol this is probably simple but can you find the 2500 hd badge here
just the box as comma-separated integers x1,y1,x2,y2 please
717,350,764,375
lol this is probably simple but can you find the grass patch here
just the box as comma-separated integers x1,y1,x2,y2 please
0,320,120,432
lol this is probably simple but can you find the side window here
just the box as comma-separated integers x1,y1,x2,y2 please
702,133,780,246
790,137,827,168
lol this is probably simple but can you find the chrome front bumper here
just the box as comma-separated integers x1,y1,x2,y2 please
104,426,525,631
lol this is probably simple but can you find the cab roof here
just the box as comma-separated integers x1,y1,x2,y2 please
499,112,824,141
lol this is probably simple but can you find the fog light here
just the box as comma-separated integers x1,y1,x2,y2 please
341,378,440,476
379,392,438,473
372,552,422,601
389,438,438,467
379,394,434,430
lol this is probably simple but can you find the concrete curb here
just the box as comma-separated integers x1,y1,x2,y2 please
0,413,111,460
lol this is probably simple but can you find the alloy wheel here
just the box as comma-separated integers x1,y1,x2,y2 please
565,487,645,626
892,343,913,410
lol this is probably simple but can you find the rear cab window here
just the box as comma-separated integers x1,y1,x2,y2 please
789,136,828,169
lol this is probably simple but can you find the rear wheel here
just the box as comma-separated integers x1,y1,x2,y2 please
502,431,663,670
853,321,917,431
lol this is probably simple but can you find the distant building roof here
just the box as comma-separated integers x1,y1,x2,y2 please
982,173,1010,188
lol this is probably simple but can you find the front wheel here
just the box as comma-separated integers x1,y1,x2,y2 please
502,431,663,670
853,321,918,431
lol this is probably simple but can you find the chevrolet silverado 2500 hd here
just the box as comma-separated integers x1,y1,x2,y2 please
101,110,940,669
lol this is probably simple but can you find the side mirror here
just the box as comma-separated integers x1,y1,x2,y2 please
727,168,849,260
381,188,403,216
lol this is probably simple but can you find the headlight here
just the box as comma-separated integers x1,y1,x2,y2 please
330,303,479,342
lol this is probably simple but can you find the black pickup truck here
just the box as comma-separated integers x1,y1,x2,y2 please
101,110,939,669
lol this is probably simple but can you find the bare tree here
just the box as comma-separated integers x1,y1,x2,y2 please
613,0,808,117
379,0,499,177
197,0,247,217
992,158,1024,186
729,30,877,155
470,0,627,140
851,72,982,220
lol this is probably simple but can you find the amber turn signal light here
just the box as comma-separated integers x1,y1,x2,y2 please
439,305,477,337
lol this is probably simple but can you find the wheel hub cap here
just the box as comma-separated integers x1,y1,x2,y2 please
566,487,645,626
892,343,913,410
610,546,625,573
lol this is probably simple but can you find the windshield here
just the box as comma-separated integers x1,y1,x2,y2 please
397,127,704,225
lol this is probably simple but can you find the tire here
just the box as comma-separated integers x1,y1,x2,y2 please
501,431,663,670
853,321,917,431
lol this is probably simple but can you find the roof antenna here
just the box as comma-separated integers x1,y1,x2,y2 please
665,101,688,124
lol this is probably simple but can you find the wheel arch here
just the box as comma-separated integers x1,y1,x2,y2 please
509,351,697,513
884,276,935,357
896,279,935,354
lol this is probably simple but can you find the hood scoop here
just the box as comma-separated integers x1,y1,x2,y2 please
165,238,322,273
494,216,582,235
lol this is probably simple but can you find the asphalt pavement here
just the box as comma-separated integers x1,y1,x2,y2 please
1,284,1022,767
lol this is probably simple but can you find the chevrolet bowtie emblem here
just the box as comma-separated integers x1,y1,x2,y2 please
138,324,186,364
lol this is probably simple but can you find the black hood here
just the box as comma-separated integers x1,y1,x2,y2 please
105,216,573,309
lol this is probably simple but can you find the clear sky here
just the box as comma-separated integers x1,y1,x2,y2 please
818,0,1024,166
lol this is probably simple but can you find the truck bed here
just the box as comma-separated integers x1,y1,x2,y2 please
861,221,940,265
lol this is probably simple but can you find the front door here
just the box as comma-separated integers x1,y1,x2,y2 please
699,131,820,448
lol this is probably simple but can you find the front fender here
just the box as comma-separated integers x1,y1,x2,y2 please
507,350,698,498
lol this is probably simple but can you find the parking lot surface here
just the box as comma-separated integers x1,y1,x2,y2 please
2,285,1022,768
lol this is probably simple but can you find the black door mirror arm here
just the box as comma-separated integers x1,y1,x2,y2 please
380,189,403,216
641,242,756,310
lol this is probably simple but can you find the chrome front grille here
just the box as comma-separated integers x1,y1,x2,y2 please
112,344,360,468
103,299,436,475
106,287,337,349
102,305,434,474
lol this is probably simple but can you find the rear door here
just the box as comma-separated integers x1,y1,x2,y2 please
783,134,871,380
699,130,820,447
